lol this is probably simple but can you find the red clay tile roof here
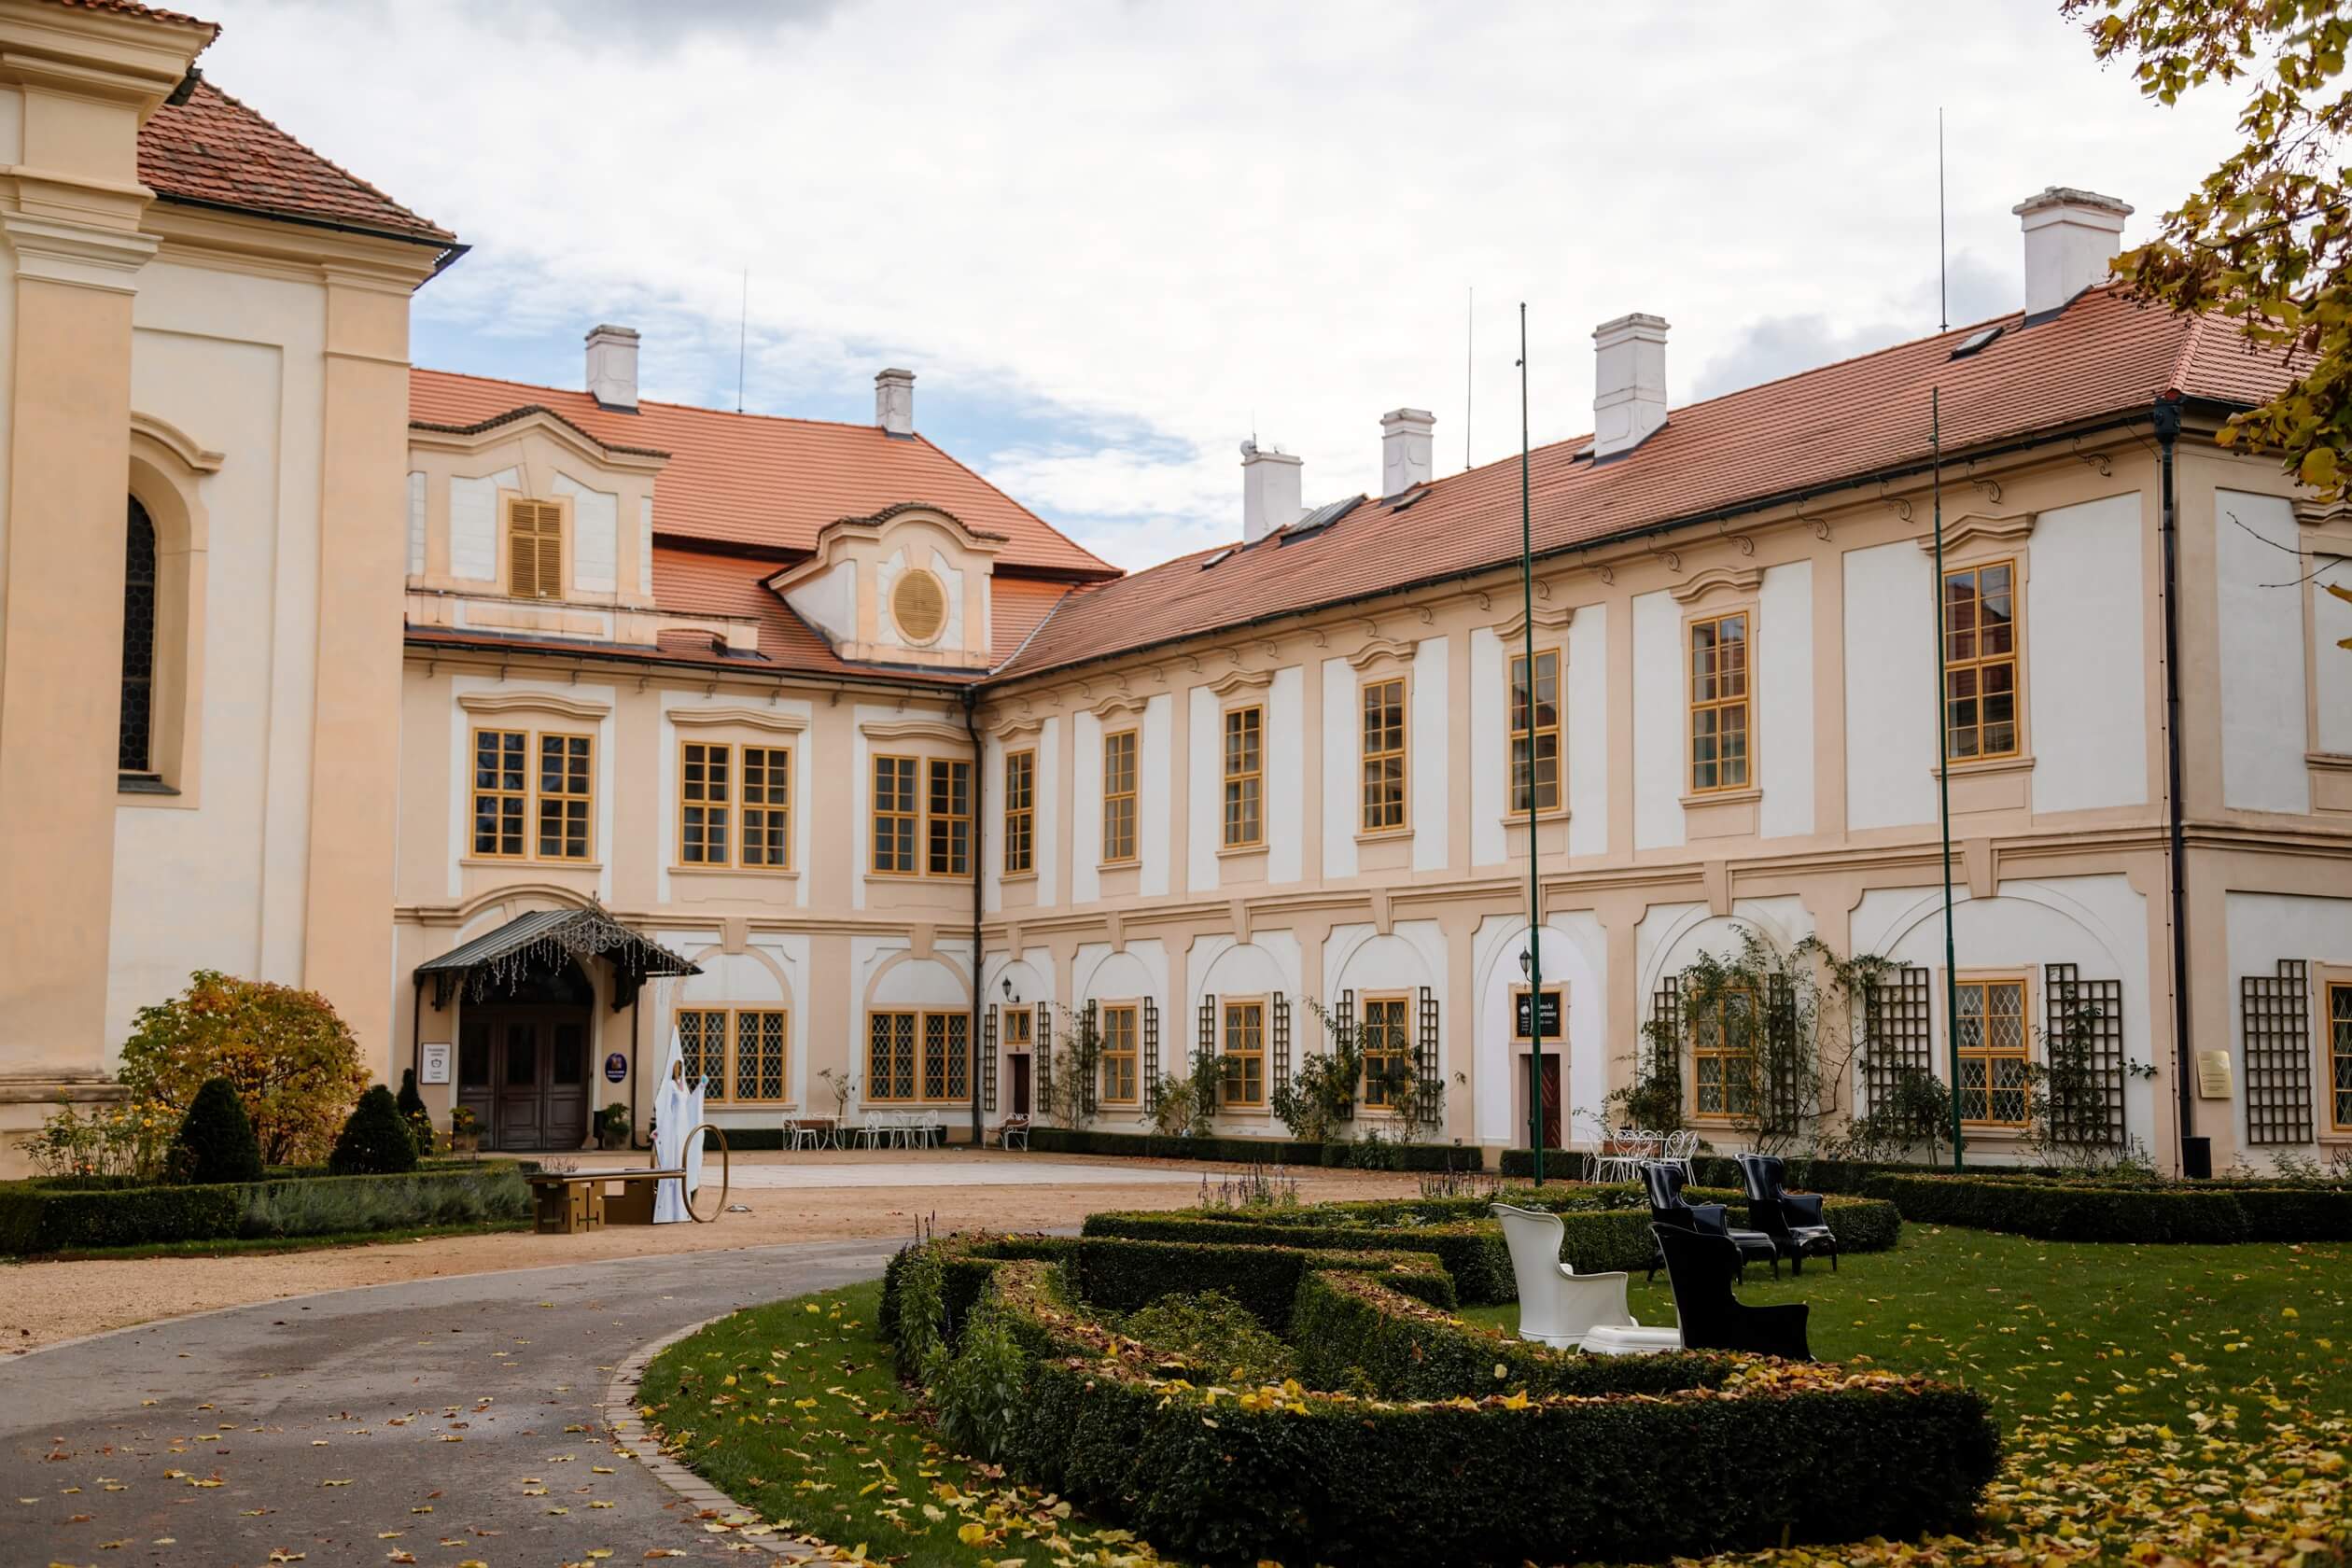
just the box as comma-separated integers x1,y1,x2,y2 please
139,79,454,245
993,289,2305,681
43,0,214,31
651,546,857,678
409,369,1116,579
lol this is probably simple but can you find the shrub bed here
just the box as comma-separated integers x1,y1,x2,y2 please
925,1253,1998,1566
1867,1172,2352,1243
0,1163,529,1254
1082,1187,1899,1303
1028,1125,1482,1169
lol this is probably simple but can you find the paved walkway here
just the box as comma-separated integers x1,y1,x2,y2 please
3,1239,897,1567
712,1156,1202,1189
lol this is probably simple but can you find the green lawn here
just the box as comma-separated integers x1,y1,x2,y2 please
638,1229,2352,1567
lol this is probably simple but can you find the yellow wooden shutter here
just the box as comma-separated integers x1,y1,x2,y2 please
507,499,562,599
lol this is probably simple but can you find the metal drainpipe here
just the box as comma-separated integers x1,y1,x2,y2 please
2153,397,2201,1175
964,688,986,1150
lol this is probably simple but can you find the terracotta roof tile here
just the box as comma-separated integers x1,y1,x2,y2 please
139,79,453,245
995,289,2304,680
43,0,214,31
410,369,1114,578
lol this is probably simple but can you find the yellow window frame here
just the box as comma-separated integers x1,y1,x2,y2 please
469,726,529,860
1688,610,1751,793
1953,975,2030,1127
1361,993,1412,1107
1942,558,2021,762
1099,1002,1140,1104
1003,748,1036,875
1361,679,1407,833
1222,998,1266,1107
872,754,919,875
1223,705,1264,847
1508,649,1561,814
928,758,973,877
1101,729,1139,865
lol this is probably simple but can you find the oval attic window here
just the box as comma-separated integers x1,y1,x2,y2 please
892,568,947,643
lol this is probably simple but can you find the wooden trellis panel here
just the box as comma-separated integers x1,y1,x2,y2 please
1863,966,1934,1113
982,1003,999,1114
1336,988,1356,1120
1417,986,1441,1100
2243,959,2314,1146
1762,973,1800,1136
2043,962,2125,1146
1035,1001,1053,1120
1646,973,1683,1108
1272,994,1293,1099
1141,997,1161,1113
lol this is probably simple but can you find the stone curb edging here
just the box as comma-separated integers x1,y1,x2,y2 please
603,1309,821,1561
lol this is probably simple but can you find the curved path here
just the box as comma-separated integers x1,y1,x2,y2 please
3,1239,897,1567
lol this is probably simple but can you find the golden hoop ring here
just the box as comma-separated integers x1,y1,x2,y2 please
682,1123,732,1224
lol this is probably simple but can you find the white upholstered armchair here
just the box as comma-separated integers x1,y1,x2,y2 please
1491,1202,1681,1355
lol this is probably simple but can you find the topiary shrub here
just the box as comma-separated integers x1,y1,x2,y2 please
116,970,370,1166
168,1076,263,1185
395,1069,434,1155
329,1085,420,1176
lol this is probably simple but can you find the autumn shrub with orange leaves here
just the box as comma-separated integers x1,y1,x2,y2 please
115,970,370,1168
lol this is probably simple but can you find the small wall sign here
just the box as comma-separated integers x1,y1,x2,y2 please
604,1051,628,1085
420,1043,452,1085
1515,991,1563,1041
2195,1049,2233,1100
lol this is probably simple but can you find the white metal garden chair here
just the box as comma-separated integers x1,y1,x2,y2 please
780,1113,822,1153
1491,1203,1680,1354
1662,1128,1700,1180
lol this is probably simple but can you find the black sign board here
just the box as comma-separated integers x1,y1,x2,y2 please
1515,990,1562,1041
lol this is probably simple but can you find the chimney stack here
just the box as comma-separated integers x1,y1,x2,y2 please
1591,313,1669,459
2012,187,2133,320
585,324,640,411
1240,440,1304,543
875,368,916,436
1379,408,1435,497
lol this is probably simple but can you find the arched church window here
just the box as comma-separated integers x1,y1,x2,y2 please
121,496,157,773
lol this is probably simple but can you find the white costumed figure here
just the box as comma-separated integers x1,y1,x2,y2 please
651,1029,697,1224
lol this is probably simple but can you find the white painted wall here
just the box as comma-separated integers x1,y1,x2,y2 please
1140,693,1173,896
1757,560,1814,838
2218,489,2311,813
1472,913,1607,1144
1320,655,1357,877
553,470,619,594
1631,590,1684,849
1469,628,1506,866
1844,539,1938,829
638,496,654,597
1185,685,1217,894
784,560,854,646
2223,891,2352,1156
1411,636,1449,870
407,470,426,576
2315,553,2352,754
1033,717,1061,904
1566,604,1609,859
1071,711,1101,904
448,468,517,583
1267,665,1304,884
2031,492,2149,813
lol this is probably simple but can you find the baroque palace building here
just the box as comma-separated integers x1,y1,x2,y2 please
4,0,2349,1173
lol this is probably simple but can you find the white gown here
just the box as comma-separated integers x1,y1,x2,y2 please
651,1031,690,1225
681,1076,708,1209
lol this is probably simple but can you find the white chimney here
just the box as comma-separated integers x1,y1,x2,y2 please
584,324,640,411
2012,187,2133,320
875,368,916,436
1380,408,1435,498
1591,313,1669,459
1240,440,1303,543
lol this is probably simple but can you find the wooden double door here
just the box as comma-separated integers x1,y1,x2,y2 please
458,1009,591,1152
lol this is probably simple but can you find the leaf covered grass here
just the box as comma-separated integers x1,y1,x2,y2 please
642,1228,2352,1566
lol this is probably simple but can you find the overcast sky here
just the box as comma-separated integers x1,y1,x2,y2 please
196,1,2240,569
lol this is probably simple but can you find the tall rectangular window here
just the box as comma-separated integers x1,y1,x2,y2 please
1099,1003,1140,1103
873,755,918,874
1223,706,1263,847
538,735,594,860
1942,561,2018,761
1508,650,1561,814
680,741,732,865
507,497,563,600
676,1008,728,1090
1003,1005,1033,1054
1362,995,1411,1107
1101,729,1139,863
1688,611,1750,792
2331,983,2352,1132
1361,679,1407,833
921,1012,971,1099
741,746,791,868
928,759,973,876
1222,1000,1265,1106
1953,977,2029,1126
470,728,528,859
868,1010,918,1100
1003,749,1036,875
732,1009,788,1102
1691,986,1759,1118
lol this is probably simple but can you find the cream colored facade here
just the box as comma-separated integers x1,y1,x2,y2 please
0,0,445,1161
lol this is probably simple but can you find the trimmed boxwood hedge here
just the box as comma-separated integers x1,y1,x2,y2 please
0,1164,529,1254
925,1253,1998,1565
1029,1125,1484,1170
1867,1172,2352,1243
1081,1187,1900,1304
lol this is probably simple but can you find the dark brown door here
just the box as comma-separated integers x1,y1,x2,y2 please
1010,1055,1031,1115
1538,1054,1561,1148
546,1018,588,1147
497,1017,544,1149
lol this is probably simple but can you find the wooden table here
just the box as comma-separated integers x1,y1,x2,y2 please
526,1168,681,1233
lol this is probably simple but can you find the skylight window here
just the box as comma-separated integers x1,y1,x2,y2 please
1950,325,2004,359
1201,548,1234,569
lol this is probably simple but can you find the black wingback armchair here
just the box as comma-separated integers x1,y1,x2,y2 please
1735,1153,1840,1274
1640,1159,1779,1280
1651,1223,1813,1360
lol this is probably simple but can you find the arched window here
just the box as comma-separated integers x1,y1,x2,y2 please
121,497,156,773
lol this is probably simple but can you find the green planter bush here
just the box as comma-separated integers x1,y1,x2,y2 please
168,1076,264,1185
0,1164,528,1255
329,1085,420,1176
918,1252,1998,1565
1028,1125,1482,1170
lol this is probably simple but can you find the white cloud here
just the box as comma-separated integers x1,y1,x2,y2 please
196,0,2238,572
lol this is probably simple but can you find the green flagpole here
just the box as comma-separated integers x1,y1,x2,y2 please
1931,388,1965,1172
1519,304,1545,1185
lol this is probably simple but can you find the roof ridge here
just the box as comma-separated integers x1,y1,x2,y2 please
413,366,928,437
988,582,1083,674
186,79,450,241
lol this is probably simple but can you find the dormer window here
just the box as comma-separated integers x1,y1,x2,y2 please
508,498,563,599
891,567,947,644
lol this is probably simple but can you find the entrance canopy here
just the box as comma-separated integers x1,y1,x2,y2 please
416,904,700,1010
